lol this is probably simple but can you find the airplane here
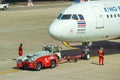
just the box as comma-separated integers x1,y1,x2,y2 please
48,0,120,59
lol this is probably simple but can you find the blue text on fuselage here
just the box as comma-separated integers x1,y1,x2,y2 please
104,6,120,12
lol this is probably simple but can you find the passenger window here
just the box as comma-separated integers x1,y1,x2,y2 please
72,14,78,20
57,13,62,19
61,14,71,20
118,14,120,17
114,14,116,18
110,14,113,18
78,14,85,20
107,15,109,18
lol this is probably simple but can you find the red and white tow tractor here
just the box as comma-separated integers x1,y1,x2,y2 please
17,44,89,71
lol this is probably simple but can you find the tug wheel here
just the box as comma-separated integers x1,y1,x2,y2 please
36,62,42,71
50,60,56,68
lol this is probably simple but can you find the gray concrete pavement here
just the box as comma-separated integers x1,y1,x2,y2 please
0,54,120,80
0,1,120,80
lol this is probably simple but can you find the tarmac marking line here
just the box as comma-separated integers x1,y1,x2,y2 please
0,69,20,75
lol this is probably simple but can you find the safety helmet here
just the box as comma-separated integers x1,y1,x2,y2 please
100,47,104,50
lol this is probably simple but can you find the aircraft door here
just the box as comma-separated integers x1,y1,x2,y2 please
93,7,104,28
93,6,110,40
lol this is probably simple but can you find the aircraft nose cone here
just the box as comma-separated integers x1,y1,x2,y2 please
48,20,71,41
48,25,60,40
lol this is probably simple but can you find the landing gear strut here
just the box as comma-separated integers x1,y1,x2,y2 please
82,42,92,60
62,41,92,60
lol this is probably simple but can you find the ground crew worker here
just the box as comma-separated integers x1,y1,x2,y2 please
98,47,104,65
18,43,23,56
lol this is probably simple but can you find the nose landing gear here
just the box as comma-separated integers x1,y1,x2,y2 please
62,41,92,60
81,42,92,60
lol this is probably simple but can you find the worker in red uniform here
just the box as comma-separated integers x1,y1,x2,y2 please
18,43,23,56
98,47,104,65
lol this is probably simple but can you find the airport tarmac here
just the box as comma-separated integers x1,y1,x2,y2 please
0,1,120,80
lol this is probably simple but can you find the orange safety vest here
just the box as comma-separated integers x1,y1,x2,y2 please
19,51,23,56
18,46,23,56
98,50,103,57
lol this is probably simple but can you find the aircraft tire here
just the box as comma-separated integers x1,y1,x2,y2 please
85,53,90,60
82,53,90,60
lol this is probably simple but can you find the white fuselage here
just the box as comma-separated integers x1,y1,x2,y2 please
48,0,120,42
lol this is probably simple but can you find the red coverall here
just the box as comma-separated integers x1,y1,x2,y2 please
18,46,23,56
98,50,104,65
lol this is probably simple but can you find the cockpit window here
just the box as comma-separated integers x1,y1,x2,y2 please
61,14,71,20
78,14,85,20
57,14,83,20
57,13,62,19
72,14,78,20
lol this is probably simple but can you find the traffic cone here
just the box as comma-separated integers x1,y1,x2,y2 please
26,2,29,6
26,1,33,7
29,1,33,6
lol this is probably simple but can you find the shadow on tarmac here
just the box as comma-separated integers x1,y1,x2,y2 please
91,62,99,65
12,41,120,71
61,41,120,57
